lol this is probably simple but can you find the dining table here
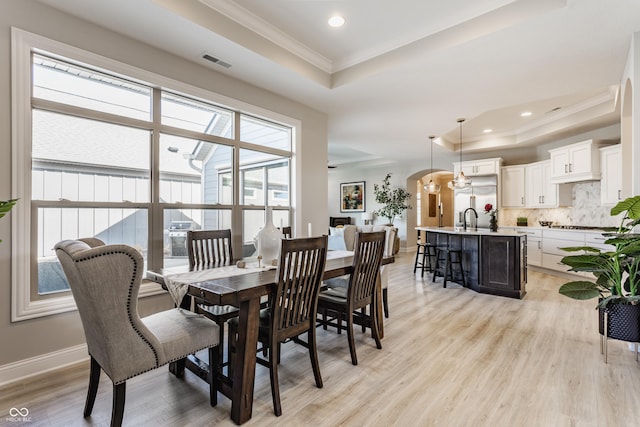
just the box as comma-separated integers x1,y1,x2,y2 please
146,250,393,425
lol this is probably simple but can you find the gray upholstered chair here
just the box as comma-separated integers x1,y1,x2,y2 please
55,238,220,427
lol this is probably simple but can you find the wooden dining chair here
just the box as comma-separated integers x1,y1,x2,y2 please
55,238,220,427
279,226,292,238
188,229,239,375
317,231,385,365
187,229,234,268
229,235,328,416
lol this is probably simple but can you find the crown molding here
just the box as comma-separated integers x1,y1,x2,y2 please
198,0,333,73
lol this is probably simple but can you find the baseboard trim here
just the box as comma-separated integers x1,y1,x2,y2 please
0,344,88,387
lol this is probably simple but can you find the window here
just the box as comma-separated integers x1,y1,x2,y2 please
11,29,297,321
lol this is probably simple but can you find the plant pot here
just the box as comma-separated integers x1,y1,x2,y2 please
489,214,498,232
598,303,640,342
516,221,527,227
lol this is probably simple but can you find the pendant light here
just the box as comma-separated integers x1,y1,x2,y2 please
448,118,472,190
424,135,441,193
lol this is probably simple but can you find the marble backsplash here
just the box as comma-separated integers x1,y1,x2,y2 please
500,181,622,228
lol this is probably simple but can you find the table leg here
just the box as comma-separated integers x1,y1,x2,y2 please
230,297,261,424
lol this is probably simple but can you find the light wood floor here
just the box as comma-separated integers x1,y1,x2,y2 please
3,253,640,427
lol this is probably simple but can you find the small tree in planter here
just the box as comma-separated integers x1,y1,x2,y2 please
558,195,640,355
372,173,411,225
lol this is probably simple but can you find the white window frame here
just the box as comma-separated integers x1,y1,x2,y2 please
11,28,301,321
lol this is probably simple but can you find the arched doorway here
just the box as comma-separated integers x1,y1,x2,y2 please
405,169,454,249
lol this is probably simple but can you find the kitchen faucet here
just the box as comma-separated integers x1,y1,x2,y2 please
463,207,478,231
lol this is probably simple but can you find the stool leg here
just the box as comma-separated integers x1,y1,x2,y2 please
443,252,451,288
432,250,441,283
421,248,429,277
413,246,421,273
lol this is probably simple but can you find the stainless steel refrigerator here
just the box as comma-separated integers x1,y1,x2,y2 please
454,175,498,229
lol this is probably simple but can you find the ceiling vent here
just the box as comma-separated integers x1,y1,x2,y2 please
202,53,232,69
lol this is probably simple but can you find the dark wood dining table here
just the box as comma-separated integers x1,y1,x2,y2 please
147,253,393,425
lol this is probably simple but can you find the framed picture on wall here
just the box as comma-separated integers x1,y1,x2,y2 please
340,181,365,212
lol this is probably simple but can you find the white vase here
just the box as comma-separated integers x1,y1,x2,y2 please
254,207,283,265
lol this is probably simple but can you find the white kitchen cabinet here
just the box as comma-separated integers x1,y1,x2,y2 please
548,139,604,184
501,166,525,207
584,231,615,252
525,160,571,208
600,144,622,206
453,158,502,177
519,228,542,267
541,229,588,277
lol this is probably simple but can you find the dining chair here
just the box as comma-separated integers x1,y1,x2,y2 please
279,226,292,238
324,226,396,318
229,235,328,416
187,229,234,268
55,238,220,427
187,229,239,375
317,231,385,365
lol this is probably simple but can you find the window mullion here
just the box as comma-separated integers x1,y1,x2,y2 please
149,87,162,272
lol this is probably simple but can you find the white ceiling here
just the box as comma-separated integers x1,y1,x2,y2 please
37,0,640,167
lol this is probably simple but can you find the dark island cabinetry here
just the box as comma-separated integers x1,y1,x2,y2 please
420,227,526,299
480,235,526,299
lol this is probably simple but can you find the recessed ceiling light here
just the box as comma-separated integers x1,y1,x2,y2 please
520,111,532,117
483,129,492,133
328,15,345,27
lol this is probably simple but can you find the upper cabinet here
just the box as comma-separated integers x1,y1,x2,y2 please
525,160,571,208
548,140,605,184
453,158,502,177
600,144,622,206
501,166,525,207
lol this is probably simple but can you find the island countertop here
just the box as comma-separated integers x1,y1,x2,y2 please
416,226,524,237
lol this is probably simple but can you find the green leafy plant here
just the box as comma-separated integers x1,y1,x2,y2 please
372,173,411,225
517,216,528,222
0,199,18,243
558,195,640,308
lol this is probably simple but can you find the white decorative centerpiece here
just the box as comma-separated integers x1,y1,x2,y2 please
254,207,283,265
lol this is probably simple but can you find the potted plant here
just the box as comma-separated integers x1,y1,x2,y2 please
558,195,640,344
484,203,498,232
516,216,528,227
372,173,411,225
0,199,18,243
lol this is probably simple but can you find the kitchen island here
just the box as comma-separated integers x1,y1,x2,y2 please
416,226,527,299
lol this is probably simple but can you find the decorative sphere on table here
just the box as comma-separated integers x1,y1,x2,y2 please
254,207,283,265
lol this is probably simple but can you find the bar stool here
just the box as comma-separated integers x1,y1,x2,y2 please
414,231,437,277
432,244,465,288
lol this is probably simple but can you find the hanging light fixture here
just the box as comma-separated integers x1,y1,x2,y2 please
448,118,472,190
424,135,441,193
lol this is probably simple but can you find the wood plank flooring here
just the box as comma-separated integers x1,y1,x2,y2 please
2,253,640,426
